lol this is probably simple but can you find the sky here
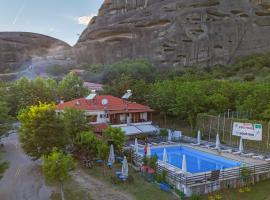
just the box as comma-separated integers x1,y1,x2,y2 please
0,0,103,45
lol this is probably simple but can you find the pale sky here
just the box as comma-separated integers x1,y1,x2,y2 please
0,0,103,45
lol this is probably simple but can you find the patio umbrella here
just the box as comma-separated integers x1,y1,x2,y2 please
182,154,187,173
146,144,151,158
168,129,172,141
108,144,115,164
197,130,201,145
134,138,138,154
121,156,129,177
215,134,220,149
239,137,244,153
162,148,168,163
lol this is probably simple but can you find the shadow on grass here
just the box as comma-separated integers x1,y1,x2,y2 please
50,178,93,200
82,163,178,200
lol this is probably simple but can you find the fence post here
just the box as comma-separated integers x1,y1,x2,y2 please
222,113,226,142
209,117,212,142
230,117,233,145
267,121,270,149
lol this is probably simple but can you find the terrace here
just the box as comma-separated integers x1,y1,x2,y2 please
130,134,270,197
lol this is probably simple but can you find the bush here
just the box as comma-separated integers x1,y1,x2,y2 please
160,129,168,137
175,189,185,199
243,74,255,81
190,193,201,200
148,155,158,170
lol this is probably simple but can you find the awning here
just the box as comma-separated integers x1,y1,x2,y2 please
120,126,142,136
135,124,158,133
120,124,158,136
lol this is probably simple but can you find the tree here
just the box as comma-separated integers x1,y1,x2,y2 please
97,141,109,175
103,127,125,153
18,103,68,160
6,77,57,115
63,108,88,143
0,101,12,137
75,131,99,158
42,148,74,200
58,72,88,101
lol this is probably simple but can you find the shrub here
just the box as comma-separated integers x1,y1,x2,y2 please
160,129,168,137
190,193,202,200
175,189,185,199
148,154,158,170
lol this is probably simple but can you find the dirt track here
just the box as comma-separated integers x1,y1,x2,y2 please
71,170,134,200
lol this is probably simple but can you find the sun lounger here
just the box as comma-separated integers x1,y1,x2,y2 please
221,149,232,153
265,158,270,162
252,155,264,160
202,144,212,149
191,143,200,146
241,153,255,157
232,151,241,155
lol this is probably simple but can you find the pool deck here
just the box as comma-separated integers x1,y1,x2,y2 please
150,142,267,165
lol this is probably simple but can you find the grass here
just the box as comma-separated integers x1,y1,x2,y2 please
50,178,92,200
82,163,179,200
0,149,9,179
202,179,270,200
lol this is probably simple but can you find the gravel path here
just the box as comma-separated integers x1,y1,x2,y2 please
71,170,134,200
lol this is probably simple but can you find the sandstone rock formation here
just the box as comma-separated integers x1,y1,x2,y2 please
0,32,73,73
75,0,270,68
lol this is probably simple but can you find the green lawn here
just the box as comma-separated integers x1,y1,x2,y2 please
202,179,270,200
82,163,179,200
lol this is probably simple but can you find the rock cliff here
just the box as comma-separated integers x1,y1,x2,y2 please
0,32,73,73
75,0,270,68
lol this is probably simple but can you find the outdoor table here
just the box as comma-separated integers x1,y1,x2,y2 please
119,175,127,182
107,162,112,168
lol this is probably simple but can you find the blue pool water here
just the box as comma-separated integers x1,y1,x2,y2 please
140,146,241,173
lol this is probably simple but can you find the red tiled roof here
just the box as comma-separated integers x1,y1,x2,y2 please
92,123,109,133
57,95,153,113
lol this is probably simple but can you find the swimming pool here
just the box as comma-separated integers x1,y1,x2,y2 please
140,146,241,173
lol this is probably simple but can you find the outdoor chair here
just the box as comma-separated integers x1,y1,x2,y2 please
232,151,241,155
191,143,200,146
252,155,265,160
241,153,255,157
265,157,270,162
220,149,232,153
160,182,170,192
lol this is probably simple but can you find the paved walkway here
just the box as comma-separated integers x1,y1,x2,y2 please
0,133,52,200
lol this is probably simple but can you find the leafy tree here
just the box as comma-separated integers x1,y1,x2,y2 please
103,127,125,153
18,103,68,160
63,108,88,143
97,141,109,174
75,131,99,158
42,148,74,200
102,59,156,84
6,77,57,115
0,101,12,137
58,72,88,101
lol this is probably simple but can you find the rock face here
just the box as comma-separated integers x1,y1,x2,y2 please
0,32,73,73
75,0,270,68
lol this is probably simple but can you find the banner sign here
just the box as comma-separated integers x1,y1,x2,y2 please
232,122,262,141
